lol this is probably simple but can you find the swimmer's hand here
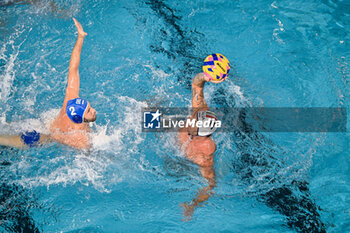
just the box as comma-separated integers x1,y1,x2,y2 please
73,18,87,38
181,202,195,221
204,75,226,84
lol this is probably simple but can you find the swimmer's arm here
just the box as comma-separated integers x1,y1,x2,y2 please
191,73,209,109
191,166,216,207
64,18,87,103
182,165,216,220
191,72,226,110
0,134,52,149
0,135,26,148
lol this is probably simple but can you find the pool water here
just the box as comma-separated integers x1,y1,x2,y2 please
0,0,349,232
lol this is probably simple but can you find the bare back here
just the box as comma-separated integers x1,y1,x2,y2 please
178,128,216,167
50,104,90,149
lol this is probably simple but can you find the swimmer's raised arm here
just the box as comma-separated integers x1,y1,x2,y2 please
191,73,209,109
64,18,87,105
191,73,225,110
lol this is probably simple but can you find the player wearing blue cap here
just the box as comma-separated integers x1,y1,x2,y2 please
0,18,96,149
49,18,96,149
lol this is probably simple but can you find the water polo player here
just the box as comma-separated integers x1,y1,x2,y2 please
49,18,96,149
0,18,96,149
178,53,230,220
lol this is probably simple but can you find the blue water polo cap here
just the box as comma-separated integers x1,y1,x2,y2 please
66,98,88,124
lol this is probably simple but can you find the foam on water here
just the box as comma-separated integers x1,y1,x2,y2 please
6,96,149,193
143,64,172,80
15,153,114,192
205,78,250,107
0,108,58,134
0,26,28,109
91,95,147,151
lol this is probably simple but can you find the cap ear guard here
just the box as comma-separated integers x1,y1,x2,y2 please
196,111,218,137
72,115,83,124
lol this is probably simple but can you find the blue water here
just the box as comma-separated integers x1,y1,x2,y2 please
0,0,349,232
